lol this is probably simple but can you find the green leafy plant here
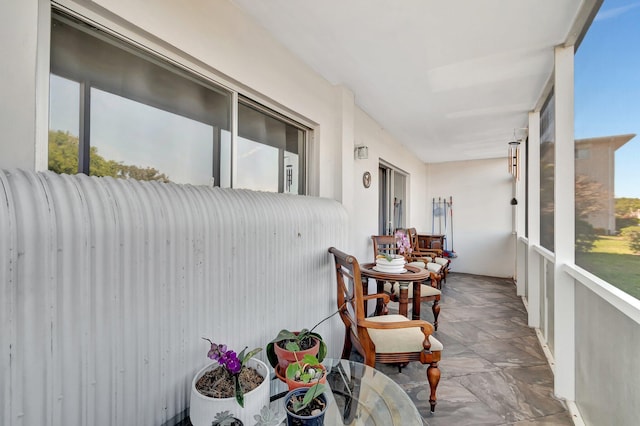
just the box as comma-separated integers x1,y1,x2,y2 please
289,383,327,414
266,328,327,369
267,305,346,369
285,354,324,384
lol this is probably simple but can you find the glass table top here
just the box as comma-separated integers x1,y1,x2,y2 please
269,358,422,425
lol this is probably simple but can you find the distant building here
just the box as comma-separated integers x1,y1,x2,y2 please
575,134,636,234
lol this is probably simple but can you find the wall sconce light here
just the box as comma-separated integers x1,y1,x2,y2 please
354,145,369,160
508,139,521,180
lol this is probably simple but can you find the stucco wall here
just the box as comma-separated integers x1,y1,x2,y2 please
429,158,514,277
351,108,430,263
0,0,511,275
0,0,43,170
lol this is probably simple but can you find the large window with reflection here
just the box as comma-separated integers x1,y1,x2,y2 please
49,11,307,193
237,100,305,194
574,0,640,300
540,92,555,252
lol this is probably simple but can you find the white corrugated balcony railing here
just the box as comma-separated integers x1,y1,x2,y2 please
0,169,348,426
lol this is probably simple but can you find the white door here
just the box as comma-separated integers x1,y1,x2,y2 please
378,163,408,235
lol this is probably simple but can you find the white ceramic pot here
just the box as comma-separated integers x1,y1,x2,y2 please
375,255,406,273
190,358,270,426
376,255,405,265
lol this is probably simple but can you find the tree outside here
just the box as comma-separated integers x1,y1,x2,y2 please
48,130,169,182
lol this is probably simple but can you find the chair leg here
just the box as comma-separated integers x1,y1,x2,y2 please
430,272,442,290
431,300,440,330
341,329,352,359
427,361,440,412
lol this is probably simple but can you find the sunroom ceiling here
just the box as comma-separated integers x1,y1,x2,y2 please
231,0,584,163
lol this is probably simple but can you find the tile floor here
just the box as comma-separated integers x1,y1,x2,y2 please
360,273,575,426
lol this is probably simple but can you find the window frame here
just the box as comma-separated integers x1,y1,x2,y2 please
48,5,312,194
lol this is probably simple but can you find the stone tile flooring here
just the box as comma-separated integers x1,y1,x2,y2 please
358,273,575,426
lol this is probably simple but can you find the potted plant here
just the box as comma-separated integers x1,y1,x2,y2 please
284,383,328,426
267,310,338,374
285,354,327,391
212,411,243,426
190,339,270,426
253,405,282,426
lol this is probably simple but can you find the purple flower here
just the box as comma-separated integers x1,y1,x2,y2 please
395,231,412,255
226,356,241,374
201,338,262,407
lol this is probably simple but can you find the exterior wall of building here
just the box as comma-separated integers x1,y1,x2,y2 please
575,140,619,234
0,0,510,274
575,134,634,235
0,0,45,170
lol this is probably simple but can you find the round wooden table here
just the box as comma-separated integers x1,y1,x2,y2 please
359,263,430,320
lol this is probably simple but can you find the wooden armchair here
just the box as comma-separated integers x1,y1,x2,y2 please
372,235,443,313
406,228,450,285
329,247,442,412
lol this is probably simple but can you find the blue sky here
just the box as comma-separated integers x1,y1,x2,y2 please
575,0,640,198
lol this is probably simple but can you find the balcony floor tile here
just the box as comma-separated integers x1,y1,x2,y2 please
362,272,574,425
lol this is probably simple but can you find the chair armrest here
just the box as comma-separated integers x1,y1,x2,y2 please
362,293,391,304
406,254,430,264
413,248,443,257
360,318,434,336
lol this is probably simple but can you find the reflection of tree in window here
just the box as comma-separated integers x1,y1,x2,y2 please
48,130,169,182
575,175,605,252
539,141,555,251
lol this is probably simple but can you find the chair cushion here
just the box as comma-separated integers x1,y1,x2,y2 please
433,257,449,267
383,282,441,298
366,314,443,353
407,261,425,268
426,262,443,273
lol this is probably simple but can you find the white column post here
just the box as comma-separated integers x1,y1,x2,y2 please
338,86,356,251
553,44,576,401
527,111,541,327
515,129,527,296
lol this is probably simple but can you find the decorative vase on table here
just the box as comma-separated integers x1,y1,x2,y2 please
190,339,270,426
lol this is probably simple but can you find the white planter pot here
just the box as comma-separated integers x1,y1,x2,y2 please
190,358,270,426
377,254,405,265
375,255,406,273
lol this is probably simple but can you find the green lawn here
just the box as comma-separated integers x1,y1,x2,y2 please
576,235,640,300
591,235,634,254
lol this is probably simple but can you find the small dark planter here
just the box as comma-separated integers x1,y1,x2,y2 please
284,388,327,426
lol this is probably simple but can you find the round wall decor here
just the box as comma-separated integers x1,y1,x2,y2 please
362,171,372,188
